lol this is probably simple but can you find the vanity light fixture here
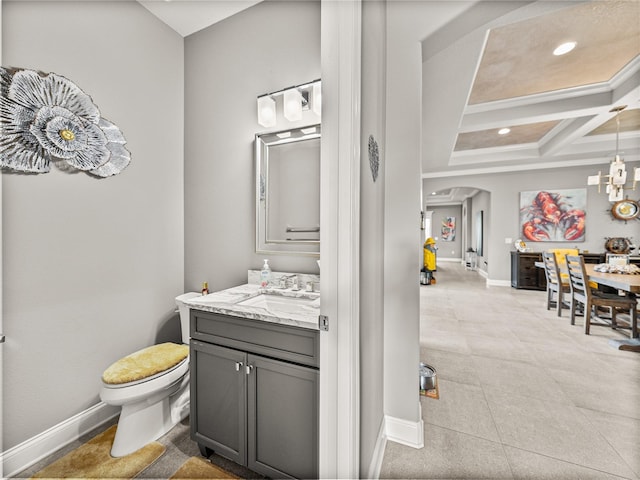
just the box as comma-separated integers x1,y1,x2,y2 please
587,105,639,202
498,127,511,135
553,41,577,56
256,79,321,127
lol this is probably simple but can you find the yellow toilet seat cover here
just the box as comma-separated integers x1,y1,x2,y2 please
102,342,189,385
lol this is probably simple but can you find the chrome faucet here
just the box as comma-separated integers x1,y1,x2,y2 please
279,274,298,289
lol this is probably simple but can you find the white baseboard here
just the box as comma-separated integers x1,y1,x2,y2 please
1,402,119,478
366,417,387,479
385,406,424,449
487,279,511,287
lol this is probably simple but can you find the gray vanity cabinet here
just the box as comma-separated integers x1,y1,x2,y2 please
190,310,319,480
191,341,247,465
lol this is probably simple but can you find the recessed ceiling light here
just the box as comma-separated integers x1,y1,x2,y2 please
431,192,437,195
498,128,511,135
553,42,577,56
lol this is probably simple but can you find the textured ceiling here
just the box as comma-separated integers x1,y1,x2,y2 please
469,1,640,105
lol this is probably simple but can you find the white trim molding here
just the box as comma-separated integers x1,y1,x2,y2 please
366,417,387,480
319,0,362,478
385,407,424,450
487,278,512,287
0,402,118,478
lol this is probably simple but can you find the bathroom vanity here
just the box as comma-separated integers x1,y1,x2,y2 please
182,275,320,480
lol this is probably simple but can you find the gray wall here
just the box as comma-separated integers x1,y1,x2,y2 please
427,205,463,260
360,0,386,473
184,0,321,294
2,1,184,449
384,1,423,427
424,162,640,283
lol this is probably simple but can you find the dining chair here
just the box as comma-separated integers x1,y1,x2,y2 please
542,251,570,316
549,248,578,283
565,255,638,337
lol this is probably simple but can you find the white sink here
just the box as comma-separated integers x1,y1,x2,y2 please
236,293,319,313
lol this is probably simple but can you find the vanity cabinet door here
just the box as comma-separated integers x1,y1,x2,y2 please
190,340,247,465
247,354,319,480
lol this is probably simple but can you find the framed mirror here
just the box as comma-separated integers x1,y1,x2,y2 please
255,124,321,257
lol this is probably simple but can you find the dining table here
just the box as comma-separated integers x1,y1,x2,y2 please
584,263,640,294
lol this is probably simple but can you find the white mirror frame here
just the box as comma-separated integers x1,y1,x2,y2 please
255,124,321,257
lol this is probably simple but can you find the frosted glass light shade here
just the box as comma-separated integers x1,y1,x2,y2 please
312,82,322,116
609,186,624,202
257,96,276,127
587,174,601,185
283,88,302,121
634,167,640,182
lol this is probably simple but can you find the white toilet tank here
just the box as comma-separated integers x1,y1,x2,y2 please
175,292,201,344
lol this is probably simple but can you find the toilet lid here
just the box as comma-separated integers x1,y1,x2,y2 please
102,342,189,385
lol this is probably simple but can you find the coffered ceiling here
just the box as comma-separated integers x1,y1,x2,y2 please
423,0,640,195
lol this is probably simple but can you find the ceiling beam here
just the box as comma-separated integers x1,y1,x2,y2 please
459,90,613,132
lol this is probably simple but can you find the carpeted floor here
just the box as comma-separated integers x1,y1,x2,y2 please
15,417,264,480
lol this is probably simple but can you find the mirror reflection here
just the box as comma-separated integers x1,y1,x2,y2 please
255,124,321,257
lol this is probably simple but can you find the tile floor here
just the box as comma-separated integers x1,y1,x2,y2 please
380,262,639,480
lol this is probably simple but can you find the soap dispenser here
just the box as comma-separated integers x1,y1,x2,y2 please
260,259,272,287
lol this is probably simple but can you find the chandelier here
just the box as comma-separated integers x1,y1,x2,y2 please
587,105,640,202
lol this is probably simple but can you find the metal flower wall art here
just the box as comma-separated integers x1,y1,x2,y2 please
0,67,130,177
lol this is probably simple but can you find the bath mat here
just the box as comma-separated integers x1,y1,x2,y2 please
420,376,439,399
30,425,165,479
170,456,240,479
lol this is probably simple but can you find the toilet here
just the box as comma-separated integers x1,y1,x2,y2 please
99,292,200,457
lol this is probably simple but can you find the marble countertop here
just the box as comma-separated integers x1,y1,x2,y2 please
180,283,321,330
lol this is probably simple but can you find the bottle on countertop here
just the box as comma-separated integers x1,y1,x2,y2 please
201,282,209,295
260,259,272,287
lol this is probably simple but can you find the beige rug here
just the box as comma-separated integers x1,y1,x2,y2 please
170,456,240,479
30,425,165,479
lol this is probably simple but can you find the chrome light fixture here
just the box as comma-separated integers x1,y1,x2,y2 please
256,79,321,127
587,105,639,202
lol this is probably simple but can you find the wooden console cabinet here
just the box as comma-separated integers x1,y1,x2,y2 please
511,252,546,290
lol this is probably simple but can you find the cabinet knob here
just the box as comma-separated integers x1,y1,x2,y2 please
245,364,254,375
235,361,244,372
